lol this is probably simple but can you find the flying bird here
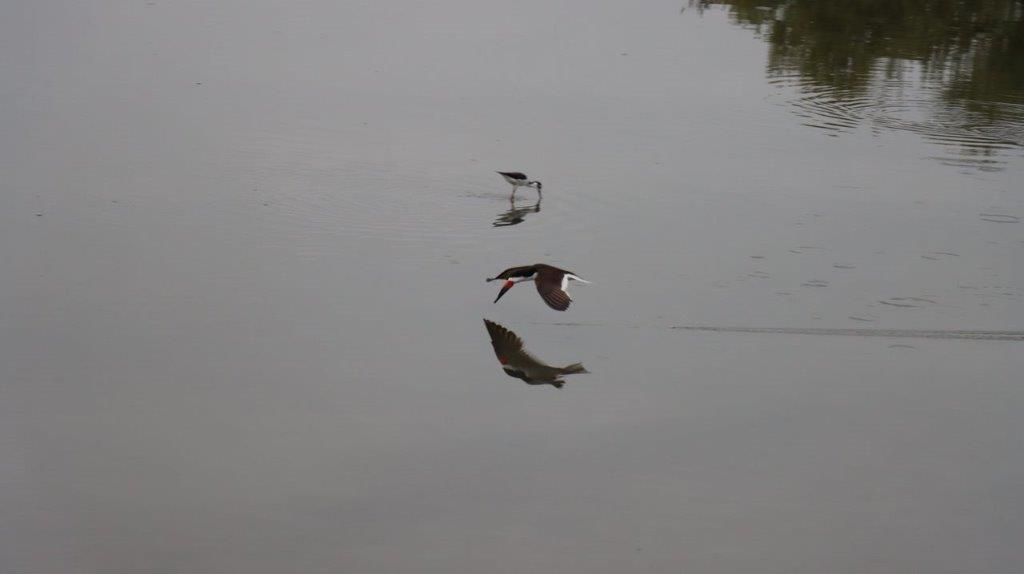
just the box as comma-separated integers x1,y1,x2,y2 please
487,263,589,311
496,171,542,197
483,319,588,388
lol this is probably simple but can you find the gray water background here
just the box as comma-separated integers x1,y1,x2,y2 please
2,1,1022,572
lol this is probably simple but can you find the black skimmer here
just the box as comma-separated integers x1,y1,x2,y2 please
493,197,541,227
483,319,588,388
487,264,589,311
496,171,542,197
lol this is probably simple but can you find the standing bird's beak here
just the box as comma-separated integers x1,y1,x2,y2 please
493,280,515,303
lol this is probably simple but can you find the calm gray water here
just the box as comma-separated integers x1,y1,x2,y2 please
2,1,1022,572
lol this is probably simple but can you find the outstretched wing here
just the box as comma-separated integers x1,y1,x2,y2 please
536,280,572,311
483,319,548,366
484,319,524,362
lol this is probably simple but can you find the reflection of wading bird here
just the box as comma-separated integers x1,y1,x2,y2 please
496,171,542,197
483,319,588,388
487,264,590,311
493,198,541,227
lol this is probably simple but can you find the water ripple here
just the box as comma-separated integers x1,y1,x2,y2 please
767,63,1024,169
671,326,1024,341
533,322,1024,341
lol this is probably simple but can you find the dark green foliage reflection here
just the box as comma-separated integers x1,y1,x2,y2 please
693,0,1024,166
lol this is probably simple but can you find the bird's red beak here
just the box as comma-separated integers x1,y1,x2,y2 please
493,280,514,303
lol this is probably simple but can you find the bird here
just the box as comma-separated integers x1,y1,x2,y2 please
496,171,542,197
487,263,590,311
483,319,588,388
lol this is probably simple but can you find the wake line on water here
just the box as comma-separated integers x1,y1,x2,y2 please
673,326,1024,341
532,323,1024,341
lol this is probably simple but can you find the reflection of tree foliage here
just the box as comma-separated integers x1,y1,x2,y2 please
694,0,1024,151
696,0,1024,98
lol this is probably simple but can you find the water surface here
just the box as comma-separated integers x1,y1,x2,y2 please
2,1,1022,572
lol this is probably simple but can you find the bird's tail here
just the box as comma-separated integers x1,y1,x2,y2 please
560,363,588,375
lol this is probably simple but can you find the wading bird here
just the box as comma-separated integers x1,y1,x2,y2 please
496,171,542,197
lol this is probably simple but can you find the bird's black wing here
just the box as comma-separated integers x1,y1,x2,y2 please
536,281,572,311
484,319,548,366
484,319,525,360
494,265,537,280
497,171,527,180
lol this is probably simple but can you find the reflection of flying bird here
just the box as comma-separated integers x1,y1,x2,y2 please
483,319,588,388
487,263,590,311
496,171,542,197
493,198,541,227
